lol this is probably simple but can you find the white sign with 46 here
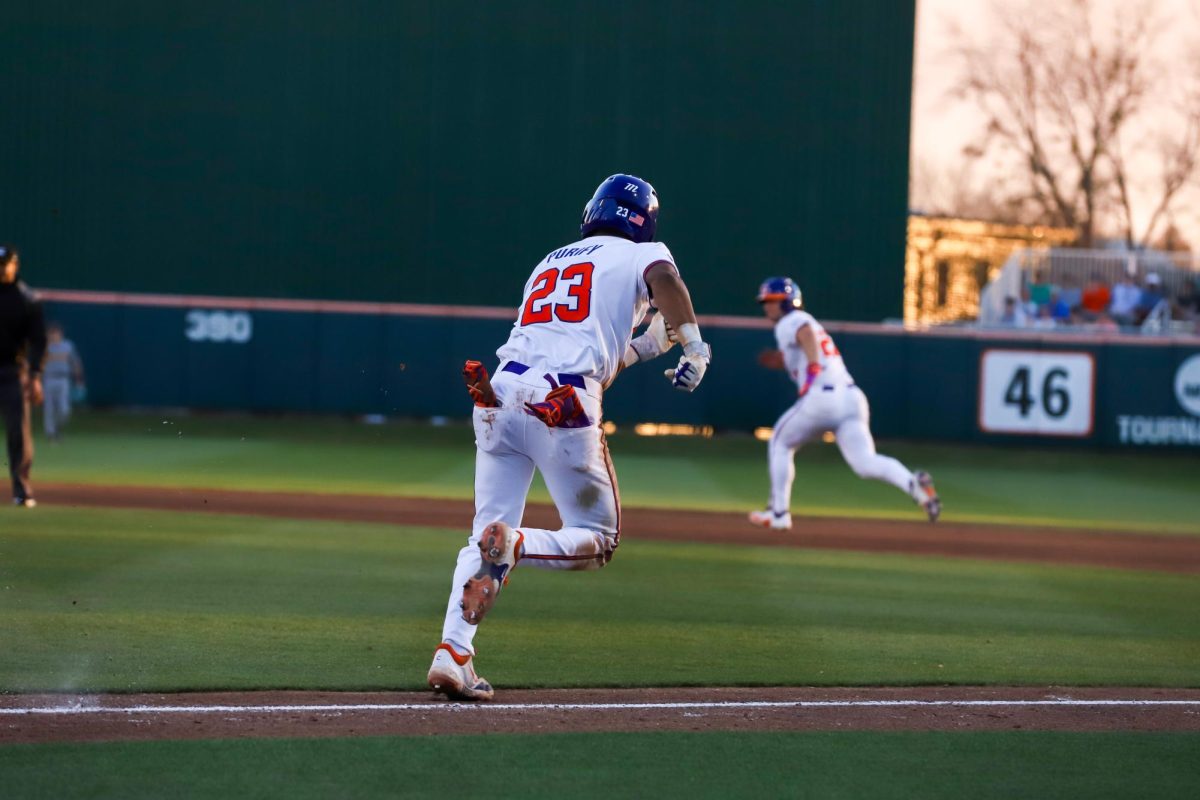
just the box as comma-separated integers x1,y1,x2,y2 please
979,349,1094,436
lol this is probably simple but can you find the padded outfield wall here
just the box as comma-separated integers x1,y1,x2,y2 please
1,1,914,322
42,292,1200,450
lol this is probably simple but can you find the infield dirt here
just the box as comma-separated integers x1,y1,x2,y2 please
6,687,1200,744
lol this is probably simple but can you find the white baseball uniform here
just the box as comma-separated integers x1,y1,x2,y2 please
42,337,81,440
764,310,926,515
440,235,674,656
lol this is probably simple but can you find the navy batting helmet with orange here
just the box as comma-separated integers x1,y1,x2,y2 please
756,276,802,313
580,174,659,244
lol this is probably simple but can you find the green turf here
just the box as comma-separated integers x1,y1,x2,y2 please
1,732,1197,799
30,411,1200,533
4,507,1199,692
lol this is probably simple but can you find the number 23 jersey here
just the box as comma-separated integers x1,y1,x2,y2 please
496,235,675,387
775,310,852,391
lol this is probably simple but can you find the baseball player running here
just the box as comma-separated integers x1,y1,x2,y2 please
748,277,939,530
428,174,711,700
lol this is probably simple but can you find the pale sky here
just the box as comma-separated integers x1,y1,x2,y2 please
911,0,1200,248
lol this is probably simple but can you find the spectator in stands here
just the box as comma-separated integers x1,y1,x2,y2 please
1109,272,1141,325
1019,285,1038,319
1049,290,1072,324
1135,272,1166,325
1031,302,1057,329
1029,271,1053,310
1058,275,1083,314
1000,295,1027,327
1080,273,1111,320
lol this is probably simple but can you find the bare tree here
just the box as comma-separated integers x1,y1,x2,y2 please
946,0,1200,248
1113,111,1200,247
909,157,1034,224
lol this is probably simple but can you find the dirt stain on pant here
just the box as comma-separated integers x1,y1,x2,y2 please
576,483,602,509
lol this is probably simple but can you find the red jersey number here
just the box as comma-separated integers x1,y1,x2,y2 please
520,268,559,325
554,262,593,322
818,332,840,358
520,262,594,326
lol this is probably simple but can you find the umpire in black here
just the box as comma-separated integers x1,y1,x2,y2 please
0,245,46,507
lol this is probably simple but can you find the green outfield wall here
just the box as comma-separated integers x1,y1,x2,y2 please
1,1,914,322
43,294,1200,449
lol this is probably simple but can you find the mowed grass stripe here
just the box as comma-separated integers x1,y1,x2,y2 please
0,732,1198,800
3,507,1199,692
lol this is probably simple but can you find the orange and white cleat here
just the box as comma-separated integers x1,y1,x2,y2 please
914,470,941,522
748,509,792,531
427,643,494,701
460,522,523,625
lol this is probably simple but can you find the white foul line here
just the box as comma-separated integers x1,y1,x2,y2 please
3,699,1200,716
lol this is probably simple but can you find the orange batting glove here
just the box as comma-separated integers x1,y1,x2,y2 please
463,360,499,407
525,385,589,428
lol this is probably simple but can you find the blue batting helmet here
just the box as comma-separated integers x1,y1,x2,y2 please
580,174,659,244
756,277,803,313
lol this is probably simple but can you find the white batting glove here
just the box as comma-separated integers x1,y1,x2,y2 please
664,341,711,392
622,313,677,368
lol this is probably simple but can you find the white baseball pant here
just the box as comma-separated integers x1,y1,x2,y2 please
440,368,620,655
767,381,921,514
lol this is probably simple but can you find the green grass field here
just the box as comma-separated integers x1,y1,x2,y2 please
3,732,1198,800
5,506,1200,692
5,410,1199,799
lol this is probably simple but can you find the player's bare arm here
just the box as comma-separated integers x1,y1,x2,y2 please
644,261,711,392
26,374,43,406
617,260,707,385
795,323,821,362
643,261,696,330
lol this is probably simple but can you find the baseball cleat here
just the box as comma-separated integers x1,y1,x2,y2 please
12,498,37,508
914,471,940,522
427,643,494,701
461,522,523,625
748,509,792,530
